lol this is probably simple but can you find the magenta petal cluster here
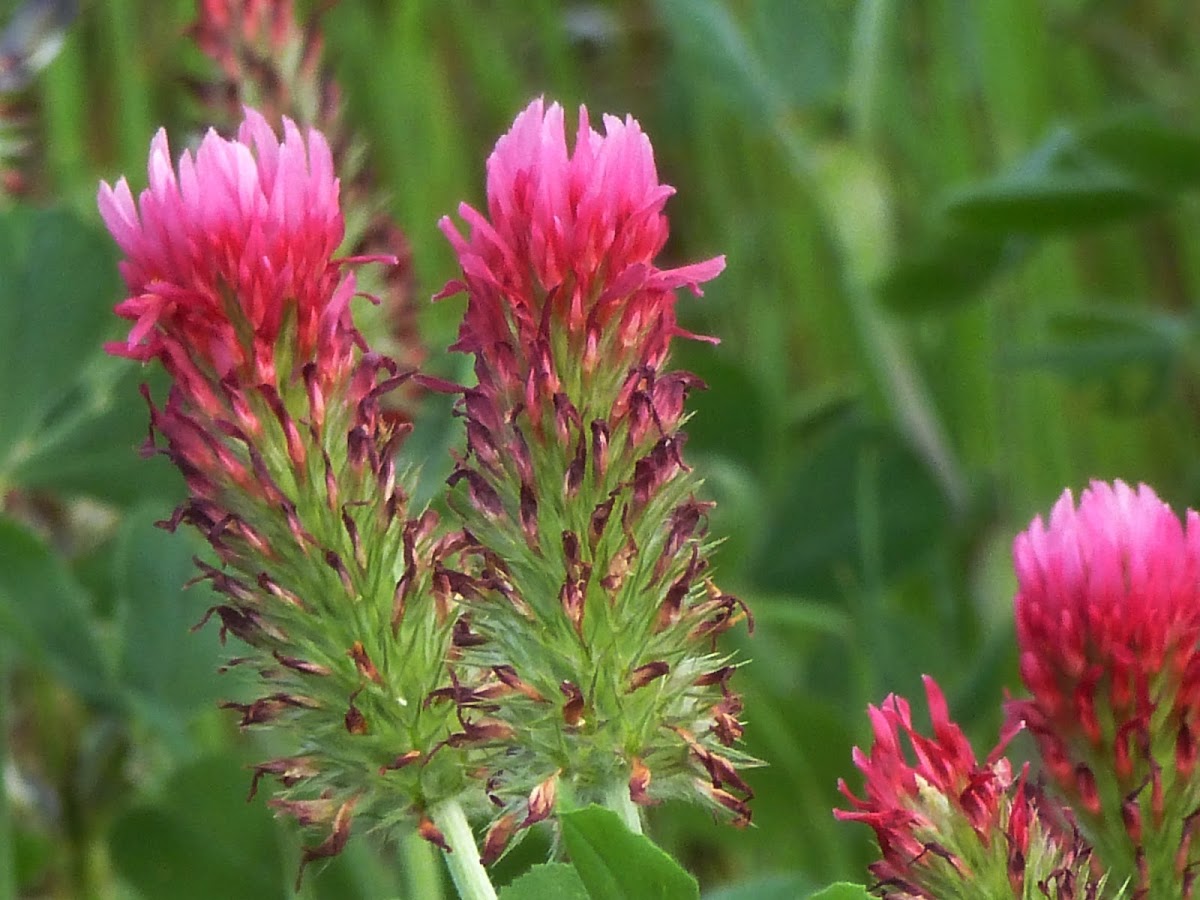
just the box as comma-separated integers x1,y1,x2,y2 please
437,97,725,378
837,677,1102,899
1010,481,1200,789
1006,479,1200,893
99,108,355,393
837,677,1012,868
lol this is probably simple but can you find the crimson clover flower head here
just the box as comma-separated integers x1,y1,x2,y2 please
99,107,460,879
837,677,1008,872
1007,479,1200,892
190,0,297,81
432,98,752,853
1012,480,1200,746
437,97,725,389
99,108,356,396
837,676,1110,899
185,2,427,415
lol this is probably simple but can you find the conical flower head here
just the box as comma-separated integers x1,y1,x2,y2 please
184,1,426,415
99,107,354,397
100,110,466,879
436,99,752,857
838,676,1116,899
1008,480,1200,894
437,97,724,418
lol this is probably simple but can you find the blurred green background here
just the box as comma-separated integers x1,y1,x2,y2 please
3,0,1200,897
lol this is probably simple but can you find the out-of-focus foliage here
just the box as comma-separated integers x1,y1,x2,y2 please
3,0,1200,897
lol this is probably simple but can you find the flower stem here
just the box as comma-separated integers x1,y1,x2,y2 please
402,829,445,900
604,781,643,835
430,799,496,900
0,644,13,900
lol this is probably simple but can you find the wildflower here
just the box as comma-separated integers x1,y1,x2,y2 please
187,0,424,387
436,99,752,854
1008,480,1200,894
100,107,354,393
437,96,724,417
100,110,467,876
190,1,303,95
837,676,1115,899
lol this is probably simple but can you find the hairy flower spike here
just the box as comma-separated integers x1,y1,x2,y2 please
437,98,753,845
101,109,466,878
837,677,1116,899
1008,480,1200,895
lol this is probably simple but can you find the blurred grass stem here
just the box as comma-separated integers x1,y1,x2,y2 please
847,0,890,148
0,643,12,900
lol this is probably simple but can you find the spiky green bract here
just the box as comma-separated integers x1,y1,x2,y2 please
837,677,1123,900
165,351,470,881
100,110,471,879
436,98,753,862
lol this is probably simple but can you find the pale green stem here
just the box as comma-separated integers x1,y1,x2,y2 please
847,0,891,148
429,799,496,900
402,829,445,900
604,781,643,835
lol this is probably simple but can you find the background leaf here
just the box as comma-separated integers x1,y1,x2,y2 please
108,755,287,900
561,806,699,900
112,505,226,737
876,233,1028,315
0,205,120,488
806,884,872,900
749,414,949,601
0,515,113,704
702,873,815,900
500,863,589,900
944,128,1164,233
1082,112,1200,191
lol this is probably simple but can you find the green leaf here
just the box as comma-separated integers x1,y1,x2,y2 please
876,232,1028,314
806,884,872,900
738,593,851,639
113,506,225,734
500,863,589,900
306,836,405,900
751,413,948,600
1038,306,1183,371
560,806,699,900
1004,305,1185,411
0,205,121,488
0,516,114,704
655,0,785,127
677,349,770,472
703,873,816,900
944,127,1163,233
12,366,184,505
1082,111,1200,191
947,172,1159,232
749,0,848,110
12,822,54,896
109,755,287,900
